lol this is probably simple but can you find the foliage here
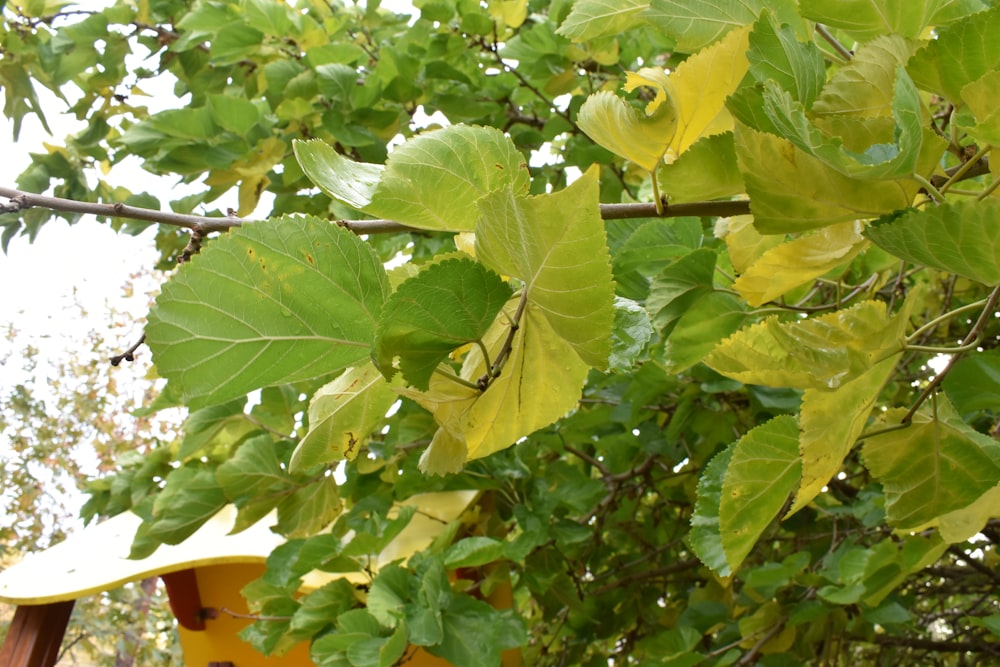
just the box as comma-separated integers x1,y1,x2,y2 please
4,0,1000,664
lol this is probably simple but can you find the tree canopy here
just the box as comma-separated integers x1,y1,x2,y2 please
3,0,1000,664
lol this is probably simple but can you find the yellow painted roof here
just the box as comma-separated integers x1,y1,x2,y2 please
0,490,478,605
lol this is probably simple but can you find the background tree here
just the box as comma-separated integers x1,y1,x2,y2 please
3,0,1000,665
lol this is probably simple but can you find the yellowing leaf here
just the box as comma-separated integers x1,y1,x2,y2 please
489,0,527,29
959,70,1000,146
733,222,869,306
291,364,399,473
706,300,904,390
476,166,615,368
715,215,782,275
789,354,899,515
577,73,678,172
664,24,751,161
400,300,590,470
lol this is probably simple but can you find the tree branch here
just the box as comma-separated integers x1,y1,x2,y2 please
1,186,752,237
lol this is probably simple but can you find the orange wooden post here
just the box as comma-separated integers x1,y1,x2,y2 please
0,600,75,667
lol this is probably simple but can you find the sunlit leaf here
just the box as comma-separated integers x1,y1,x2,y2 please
557,0,650,41
291,364,399,472
577,72,678,172
705,300,904,389
476,165,615,368
906,5,1000,101
865,199,1000,285
147,215,389,408
863,399,1000,531
367,125,530,231
720,415,801,573
645,0,803,52
609,296,653,372
958,70,1000,146
799,0,985,41
374,258,513,390
294,138,384,210
664,25,751,160
276,476,342,538
733,222,868,307
658,132,744,204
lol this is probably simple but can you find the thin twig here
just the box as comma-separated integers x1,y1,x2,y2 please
815,24,852,61
110,333,146,366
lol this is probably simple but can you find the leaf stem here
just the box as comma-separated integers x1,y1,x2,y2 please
474,338,493,376
901,284,1000,423
814,24,852,62
912,173,946,204
939,145,992,195
650,169,664,216
488,289,529,380
432,367,482,392
904,298,988,343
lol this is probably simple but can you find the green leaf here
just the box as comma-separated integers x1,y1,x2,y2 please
658,132,744,204
428,595,526,667
476,165,615,368
661,292,748,374
556,0,650,41
275,476,342,538
720,415,801,573
747,10,826,108
862,398,1000,531
177,398,254,459
943,351,1000,415
958,70,1000,146
906,5,1000,102
646,248,716,338
216,433,291,505
789,354,900,515
645,0,803,52
609,297,653,372
811,36,915,122
577,72,678,172
689,445,736,577
134,465,227,556
294,139,384,211
733,221,868,307
865,200,1000,285
799,0,984,41
290,579,357,637
291,364,398,472
367,125,530,231
705,300,904,390
374,258,513,389
147,215,389,408
443,536,506,568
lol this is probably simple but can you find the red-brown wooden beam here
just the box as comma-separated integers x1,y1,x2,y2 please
0,600,75,667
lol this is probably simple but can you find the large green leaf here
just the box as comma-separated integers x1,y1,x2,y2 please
366,125,530,231
657,132,744,204
132,465,227,557
374,258,513,390
799,0,985,41
293,139,384,210
476,165,615,368
865,200,1000,285
291,364,399,472
644,0,803,52
720,415,801,573
907,5,1000,101
275,476,342,538
147,215,389,408
812,36,914,120
705,300,904,390
943,351,1000,415
660,292,748,374
646,248,716,337
556,0,650,41
862,399,1000,531
958,70,1000,146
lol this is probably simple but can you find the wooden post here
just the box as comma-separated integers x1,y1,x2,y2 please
0,600,75,667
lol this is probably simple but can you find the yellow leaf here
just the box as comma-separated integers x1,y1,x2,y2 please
714,215,782,275
664,25,751,161
733,222,869,307
489,0,527,29
577,71,678,172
